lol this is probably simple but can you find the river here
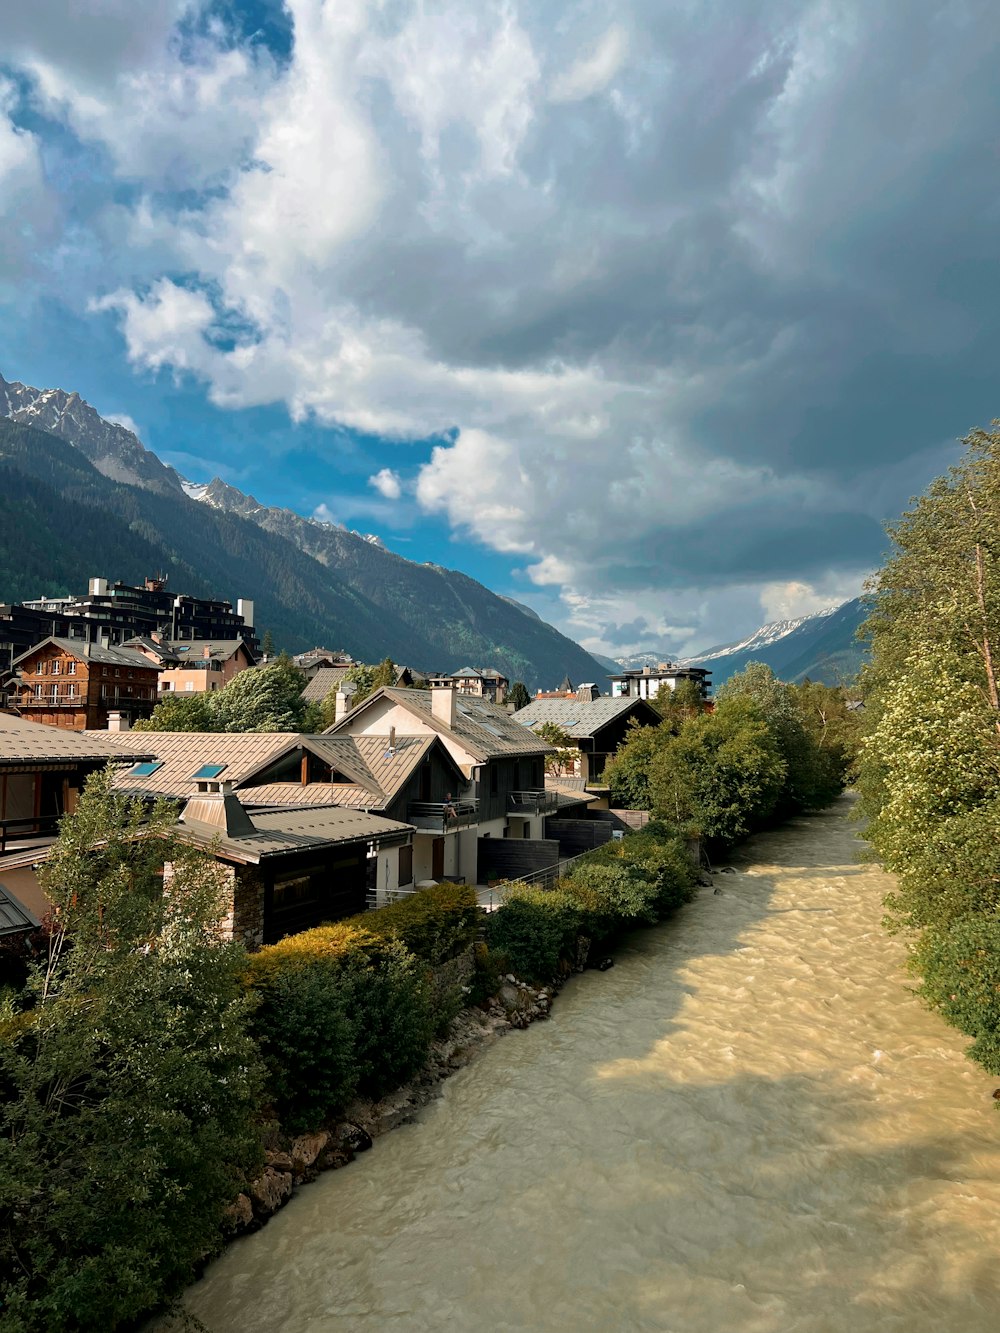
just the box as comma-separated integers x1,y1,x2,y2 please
178,795,1000,1332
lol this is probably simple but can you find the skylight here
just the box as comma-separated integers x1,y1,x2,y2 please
191,763,227,779
129,761,164,777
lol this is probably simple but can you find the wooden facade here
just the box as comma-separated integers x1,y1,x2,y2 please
15,639,160,731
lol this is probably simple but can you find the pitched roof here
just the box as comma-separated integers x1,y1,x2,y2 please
162,639,255,663
91,730,303,798
239,782,354,809
513,695,660,740
300,666,355,702
301,736,383,794
0,713,154,767
325,687,552,760
0,881,40,936
13,637,158,670
176,802,412,863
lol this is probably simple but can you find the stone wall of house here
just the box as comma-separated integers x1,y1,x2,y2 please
233,865,266,950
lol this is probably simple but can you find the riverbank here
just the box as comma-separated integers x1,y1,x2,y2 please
228,972,563,1234
170,796,1000,1333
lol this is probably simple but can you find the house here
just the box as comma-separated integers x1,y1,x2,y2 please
0,713,153,935
513,690,663,789
324,684,554,885
292,648,356,676
169,783,413,947
13,637,161,730
608,662,711,701
300,665,358,705
93,729,427,908
426,667,509,704
125,636,257,695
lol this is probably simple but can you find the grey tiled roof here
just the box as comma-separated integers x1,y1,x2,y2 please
0,714,154,767
90,730,303,798
514,696,656,740
177,803,413,863
326,688,552,759
13,637,158,670
301,666,355,702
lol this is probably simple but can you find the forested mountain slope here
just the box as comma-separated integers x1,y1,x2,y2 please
0,413,605,689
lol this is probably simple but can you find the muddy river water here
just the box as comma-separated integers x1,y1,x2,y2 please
181,795,1000,1332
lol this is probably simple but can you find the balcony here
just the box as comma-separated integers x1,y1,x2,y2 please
21,691,84,709
406,798,479,832
508,789,559,816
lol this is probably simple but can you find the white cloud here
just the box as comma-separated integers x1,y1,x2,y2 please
550,25,628,103
312,502,338,525
7,0,989,654
104,412,142,437
369,468,403,500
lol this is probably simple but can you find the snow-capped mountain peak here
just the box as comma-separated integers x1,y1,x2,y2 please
681,605,842,666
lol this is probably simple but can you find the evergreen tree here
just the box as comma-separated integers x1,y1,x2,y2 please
508,681,531,711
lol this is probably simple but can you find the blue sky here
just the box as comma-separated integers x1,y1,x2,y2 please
2,1,998,656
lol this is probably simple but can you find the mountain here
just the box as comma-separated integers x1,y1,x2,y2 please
0,374,609,690
681,600,868,686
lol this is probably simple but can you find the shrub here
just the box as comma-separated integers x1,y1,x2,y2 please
247,923,436,1123
342,881,479,966
485,886,582,981
915,914,1000,1074
567,860,660,925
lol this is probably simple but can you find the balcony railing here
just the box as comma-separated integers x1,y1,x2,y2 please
508,789,559,815
0,814,61,855
20,691,83,708
406,798,479,832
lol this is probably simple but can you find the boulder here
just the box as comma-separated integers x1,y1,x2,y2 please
249,1167,293,1218
290,1131,329,1171
338,1121,373,1154
264,1148,294,1171
223,1193,254,1231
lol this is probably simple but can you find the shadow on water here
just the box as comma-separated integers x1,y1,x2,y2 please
173,795,1000,1333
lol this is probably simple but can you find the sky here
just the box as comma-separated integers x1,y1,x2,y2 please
1,0,998,659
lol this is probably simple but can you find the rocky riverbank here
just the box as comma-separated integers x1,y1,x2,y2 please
226,974,560,1235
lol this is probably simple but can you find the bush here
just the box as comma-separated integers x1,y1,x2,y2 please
247,923,435,1125
485,886,582,981
915,914,1000,1074
567,860,660,926
342,882,479,966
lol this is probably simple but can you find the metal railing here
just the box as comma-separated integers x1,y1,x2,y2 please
508,789,559,815
406,798,479,831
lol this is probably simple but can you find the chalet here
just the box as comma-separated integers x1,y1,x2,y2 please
13,638,161,730
426,667,509,704
514,691,663,788
324,684,554,886
124,636,257,695
170,784,413,947
608,662,711,701
300,665,357,705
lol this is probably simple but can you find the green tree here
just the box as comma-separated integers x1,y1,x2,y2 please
508,681,531,711
648,696,787,844
604,719,669,809
535,721,577,776
134,690,214,732
0,770,263,1332
857,423,1000,1078
261,628,275,657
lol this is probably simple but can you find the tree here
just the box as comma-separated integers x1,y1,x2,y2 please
134,690,214,732
604,720,668,809
857,423,1000,1078
261,629,275,658
648,696,787,844
508,681,531,711
650,677,704,723
535,721,577,776
137,659,314,733
0,769,263,1332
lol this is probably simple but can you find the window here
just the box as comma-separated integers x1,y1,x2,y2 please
114,669,120,678
34,684,41,699
52,661,60,675
128,761,164,777
67,661,76,675
398,844,413,887
191,763,227,780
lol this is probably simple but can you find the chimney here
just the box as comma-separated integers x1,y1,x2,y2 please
335,688,353,723
389,725,396,749
203,645,212,659
179,781,256,838
431,682,457,728
107,711,130,732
